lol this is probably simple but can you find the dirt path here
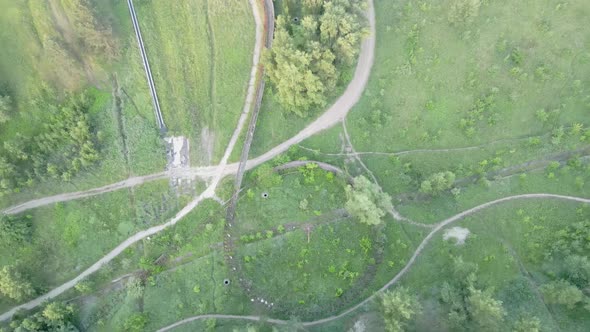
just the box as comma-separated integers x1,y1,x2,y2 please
156,193,590,331
1,173,167,215
0,0,266,321
297,134,544,157
0,188,212,322
204,0,264,195
1,0,375,216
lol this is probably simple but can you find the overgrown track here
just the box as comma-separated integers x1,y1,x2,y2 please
226,0,275,222
2,172,167,215
127,0,165,130
157,193,590,331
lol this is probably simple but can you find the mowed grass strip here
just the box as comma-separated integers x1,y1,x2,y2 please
136,0,254,165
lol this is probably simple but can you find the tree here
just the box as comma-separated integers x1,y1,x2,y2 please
0,215,33,245
264,0,368,116
467,287,506,331
540,279,584,309
440,257,506,331
42,302,74,325
254,163,282,188
381,287,422,332
345,175,393,225
126,277,144,299
420,171,456,195
123,313,149,332
74,280,94,294
0,265,35,301
0,95,11,124
513,316,541,332
562,254,590,288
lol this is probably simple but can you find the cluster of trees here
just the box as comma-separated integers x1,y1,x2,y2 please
0,93,100,197
8,302,78,332
539,220,590,311
345,175,393,225
0,215,36,303
380,287,422,332
378,258,548,332
0,95,11,124
439,257,508,331
0,265,35,302
420,171,456,195
264,0,368,116
0,214,33,247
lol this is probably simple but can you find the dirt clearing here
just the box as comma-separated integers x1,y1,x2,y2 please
443,226,470,245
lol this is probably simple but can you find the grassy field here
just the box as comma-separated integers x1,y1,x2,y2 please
347,0,590,152
0,180,182,311
393,200,590,332
0,0,167,209
2,0,590,330
135,0,255,165
67,198,243,331
226,0,590,329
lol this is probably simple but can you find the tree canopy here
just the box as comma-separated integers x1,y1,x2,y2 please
9,301,78,331
0,95,11,124
540,279,584,309
381,287,422,332
0,92,100,197
345,175,393,225
123,313,149,332
420,171,456,195
440,257,506,331
264,0,368,116
0,265,35,302
513,316,541,332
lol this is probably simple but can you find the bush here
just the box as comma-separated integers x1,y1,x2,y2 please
420,171,456,195
345,175,393,225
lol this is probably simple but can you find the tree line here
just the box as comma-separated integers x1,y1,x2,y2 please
264,0,368,116
0,93,100,197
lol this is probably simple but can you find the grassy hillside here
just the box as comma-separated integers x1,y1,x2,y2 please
0,0,166,208
136,0,255,165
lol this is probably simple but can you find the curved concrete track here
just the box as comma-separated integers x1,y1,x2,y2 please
157,193,590,331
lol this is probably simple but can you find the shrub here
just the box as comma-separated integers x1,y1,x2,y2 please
345,175,393,225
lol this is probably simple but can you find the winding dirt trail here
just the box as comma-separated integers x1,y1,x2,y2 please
1,0,376,216
0,0,264,322
157,193,590,331
2,173,167,215
0,0,375,320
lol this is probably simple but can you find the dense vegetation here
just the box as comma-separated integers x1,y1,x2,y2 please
264,0,368,116
9,301,78,332
0,93,99,197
